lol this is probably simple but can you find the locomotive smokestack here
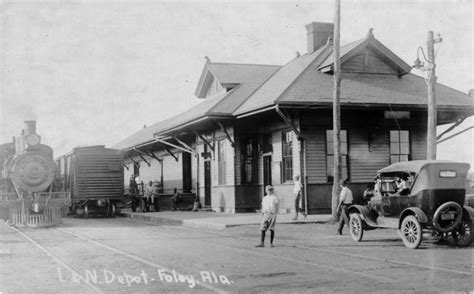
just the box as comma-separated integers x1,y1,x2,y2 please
24,120,37,135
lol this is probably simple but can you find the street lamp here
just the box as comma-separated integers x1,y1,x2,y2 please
412,31,442,160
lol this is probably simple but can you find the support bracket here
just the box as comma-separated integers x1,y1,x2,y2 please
194,131,214,152
276,105,303,140
133,147,151,167
436,116,468,141
216,121,235,148
174,136,197,155
147,151,163,165
164,146,179,162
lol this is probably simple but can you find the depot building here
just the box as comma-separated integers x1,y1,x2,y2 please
112,22,473,214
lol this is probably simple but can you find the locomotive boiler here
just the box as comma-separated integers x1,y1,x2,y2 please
3,121,56,193
1,121,61,227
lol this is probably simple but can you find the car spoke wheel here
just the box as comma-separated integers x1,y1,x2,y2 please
109,203,116,218
451,218,472,247
400,215,422,249
349,213,363,242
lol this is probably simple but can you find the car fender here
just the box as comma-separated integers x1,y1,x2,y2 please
399,207,429,229
348,205,374,223
462,206,474,222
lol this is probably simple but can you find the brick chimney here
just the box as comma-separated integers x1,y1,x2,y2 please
306,22,334,54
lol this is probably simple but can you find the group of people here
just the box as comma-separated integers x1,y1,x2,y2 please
128,174,181,212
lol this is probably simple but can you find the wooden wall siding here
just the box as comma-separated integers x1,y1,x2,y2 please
301,110,429,183
410,126,428,160
139,159,162,184
211,186,236,213
163,179,183,193
124,163,134,186
235,185,261,212
342,48,397,74
349,127,390,182
304,129,327,184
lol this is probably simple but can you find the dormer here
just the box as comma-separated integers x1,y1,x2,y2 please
195,57,239,99
318,29,412,76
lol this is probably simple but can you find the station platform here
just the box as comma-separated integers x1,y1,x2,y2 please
119,210,332,230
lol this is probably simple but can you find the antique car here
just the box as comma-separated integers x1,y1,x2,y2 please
348,160,473,249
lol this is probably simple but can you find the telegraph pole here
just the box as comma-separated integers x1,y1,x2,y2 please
331,0,342,220
426,31,441,159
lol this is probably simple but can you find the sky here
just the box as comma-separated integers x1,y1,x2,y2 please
0,0,472,165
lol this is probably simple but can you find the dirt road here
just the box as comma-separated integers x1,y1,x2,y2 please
1,217,472,293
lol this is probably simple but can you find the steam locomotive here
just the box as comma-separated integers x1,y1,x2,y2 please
0,121,61,227
1,121,55,194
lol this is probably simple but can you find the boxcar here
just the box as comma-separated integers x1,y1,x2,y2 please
57,146,124,217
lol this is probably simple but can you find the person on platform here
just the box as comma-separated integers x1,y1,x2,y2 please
172,188,180,211
292,175,306,220
145,181,154,212
256,185,279,248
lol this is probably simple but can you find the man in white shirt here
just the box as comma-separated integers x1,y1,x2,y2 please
336,179,353,235
256,185,279,248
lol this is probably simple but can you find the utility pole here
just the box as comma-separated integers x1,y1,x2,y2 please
413,31,442,159
331,0,342,220
426,31,442,160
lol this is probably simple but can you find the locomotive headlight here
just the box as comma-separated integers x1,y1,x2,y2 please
26,134,41,146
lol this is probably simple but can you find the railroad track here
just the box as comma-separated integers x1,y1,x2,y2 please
11,225,228,294
10,217,473,293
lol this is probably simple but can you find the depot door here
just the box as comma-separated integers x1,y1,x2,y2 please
204,161,211,206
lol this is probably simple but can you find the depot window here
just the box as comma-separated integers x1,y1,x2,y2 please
390,130,410,164
326,130,348,182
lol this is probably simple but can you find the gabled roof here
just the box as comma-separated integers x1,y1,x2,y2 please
234,44,331,116
277,70,470,108
318,30,412,75
195,61,280,98
114,63,279,150
114,27,472,151
235,32,471,117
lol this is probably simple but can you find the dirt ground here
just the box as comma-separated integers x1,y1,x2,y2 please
1,217,473,293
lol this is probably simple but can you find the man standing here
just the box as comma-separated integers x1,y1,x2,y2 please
292,175,306,220
336,179,353,235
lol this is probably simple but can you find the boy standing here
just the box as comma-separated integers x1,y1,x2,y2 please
256,185,279,248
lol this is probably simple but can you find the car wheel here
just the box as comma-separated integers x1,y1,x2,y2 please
349,213,363,242
400,215,422,249
108,203,116,218
451,217,472,247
